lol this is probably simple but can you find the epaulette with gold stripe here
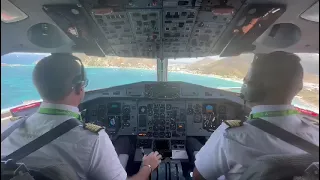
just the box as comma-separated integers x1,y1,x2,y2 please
10,116,23,121
84,123,104,134
224,120,243,128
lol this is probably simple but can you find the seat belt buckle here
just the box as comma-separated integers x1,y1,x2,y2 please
1,159,30,177
305,162,319,178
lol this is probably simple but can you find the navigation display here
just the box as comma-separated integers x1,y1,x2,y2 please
202,104,216,114
145,83,180,98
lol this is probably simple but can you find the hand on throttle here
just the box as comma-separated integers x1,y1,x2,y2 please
142,151,162,171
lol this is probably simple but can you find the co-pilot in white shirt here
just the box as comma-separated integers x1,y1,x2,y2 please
1,102,127,180
195,105,319,180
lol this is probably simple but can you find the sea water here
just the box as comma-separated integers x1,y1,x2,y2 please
0,66,311,110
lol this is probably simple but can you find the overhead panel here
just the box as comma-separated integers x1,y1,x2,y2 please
162,8,198,58
128,10,162,43
163,0,202,7
200,0,243,12
186,0,244,56
127,10,162,58
112,44,139,57
162,8,198,43
188,22,226,56
126,0,163,8
92,10,134,45
82,0,250,58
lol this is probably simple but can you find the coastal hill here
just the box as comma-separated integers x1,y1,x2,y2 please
185,54,253,78
186,54,319,84
73,53,156,69
186,54,319,108
72,53,318,108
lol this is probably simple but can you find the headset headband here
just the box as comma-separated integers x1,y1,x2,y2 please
50,53,86,87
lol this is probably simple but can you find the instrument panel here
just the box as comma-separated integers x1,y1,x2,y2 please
80,82,246,160
81,82,246,138
82,98,241,138
83,100,138,136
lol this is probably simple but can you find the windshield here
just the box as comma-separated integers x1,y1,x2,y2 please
1,52,319,113
1,52,156,109
168,53,319,113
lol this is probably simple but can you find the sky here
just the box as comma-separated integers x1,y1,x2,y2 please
296,53,319,74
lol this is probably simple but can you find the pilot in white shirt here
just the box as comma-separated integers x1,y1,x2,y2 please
192,51,319,180
1,54,162,180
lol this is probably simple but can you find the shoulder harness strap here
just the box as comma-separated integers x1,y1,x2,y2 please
84,123,104,134
224,120,243,128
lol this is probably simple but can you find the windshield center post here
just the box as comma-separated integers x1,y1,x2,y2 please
157,58,168,82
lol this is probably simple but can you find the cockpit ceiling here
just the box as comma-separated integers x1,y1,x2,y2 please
1,0,319,57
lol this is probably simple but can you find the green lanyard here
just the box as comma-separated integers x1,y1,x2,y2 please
248,109,299,120
38,108,82,122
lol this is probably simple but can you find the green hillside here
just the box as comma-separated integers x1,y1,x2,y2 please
186,54,253,78
73,53,156,69
187,54,319,108
298,89,319,108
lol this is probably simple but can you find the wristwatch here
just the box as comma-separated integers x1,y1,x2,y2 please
144,164,152,173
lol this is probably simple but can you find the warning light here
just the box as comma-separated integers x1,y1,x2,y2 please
138,133,147,136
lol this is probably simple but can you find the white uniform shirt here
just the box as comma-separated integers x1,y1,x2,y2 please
195,105,319,180
1,102,127,180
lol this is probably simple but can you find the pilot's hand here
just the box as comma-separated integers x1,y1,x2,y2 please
142,151,162,171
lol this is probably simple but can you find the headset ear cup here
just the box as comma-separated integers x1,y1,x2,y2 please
75,83,81,95
241,83,265,102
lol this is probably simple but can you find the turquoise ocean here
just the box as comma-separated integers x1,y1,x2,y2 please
1,65,311,110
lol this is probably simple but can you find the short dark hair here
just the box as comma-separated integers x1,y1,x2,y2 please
252,51,303,94
33,54,82,101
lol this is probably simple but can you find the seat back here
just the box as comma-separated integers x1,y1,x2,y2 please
1,118,81,180
239,154,318,180
1,160,79,180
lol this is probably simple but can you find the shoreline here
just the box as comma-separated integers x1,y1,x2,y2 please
85,66,319,111
2,66,318,112
169,70,243,83
85,66,244,83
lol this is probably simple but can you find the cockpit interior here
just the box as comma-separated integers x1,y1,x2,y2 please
6,80,319,179
1,0,319,178
6,81,251,178
80,81,248,158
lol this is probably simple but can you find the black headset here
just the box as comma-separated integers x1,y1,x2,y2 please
51,53,88,95
240,54,266,103
73,58,87,95
240,82,266,103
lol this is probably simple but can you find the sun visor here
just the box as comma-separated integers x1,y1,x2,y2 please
1,0,28,23
300,1,319,23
